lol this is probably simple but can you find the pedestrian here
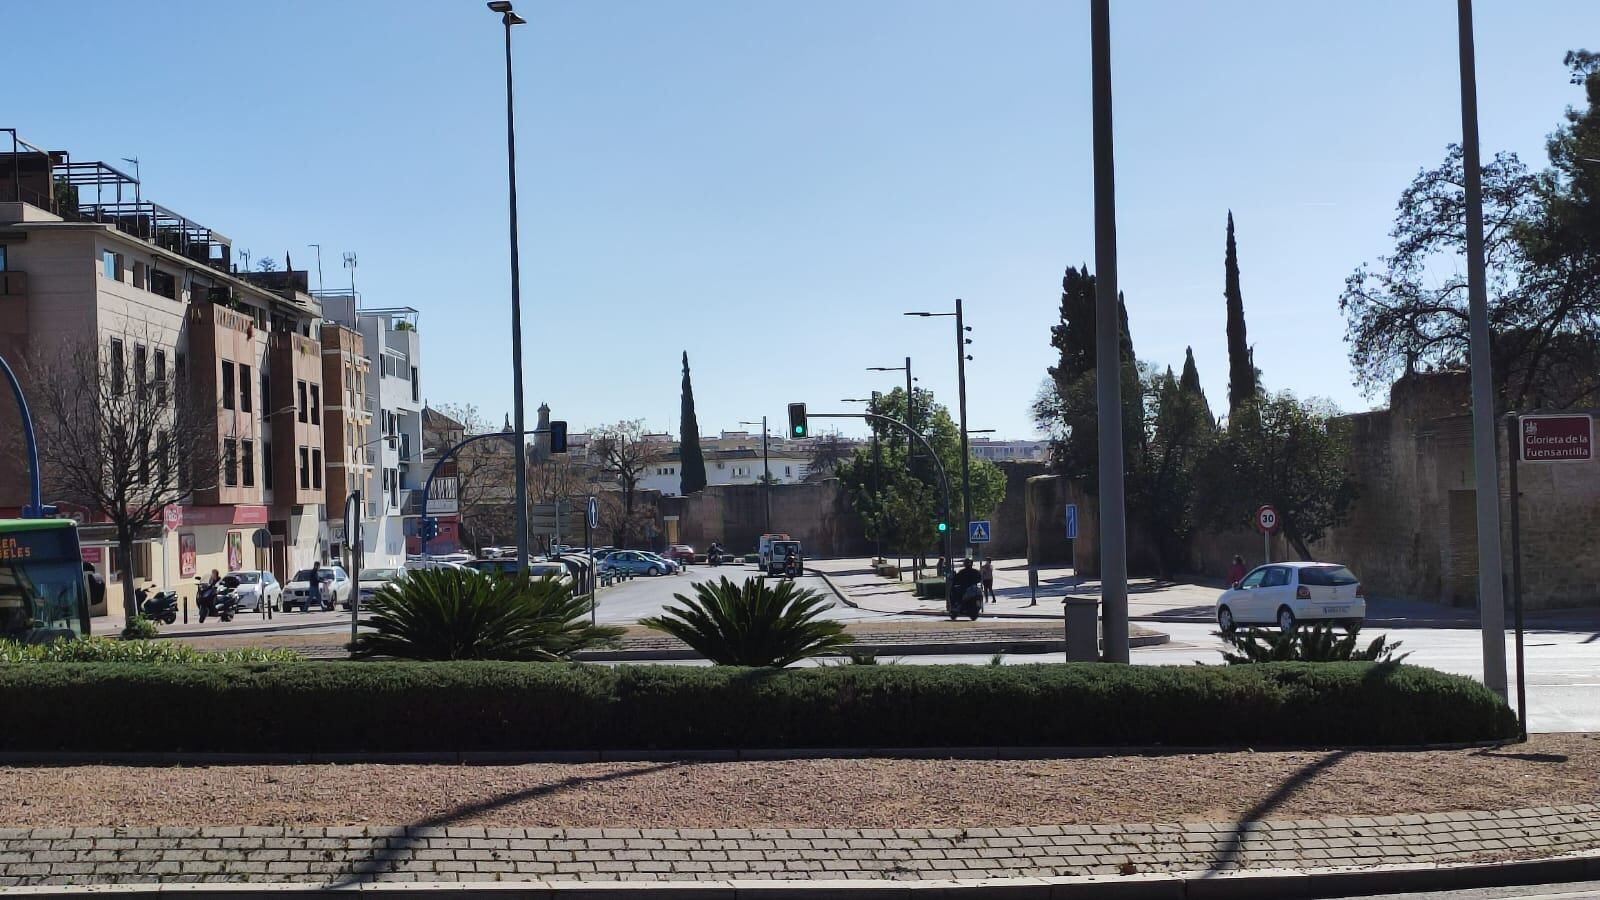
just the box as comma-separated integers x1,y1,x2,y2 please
82,561,105,612
304,562,321,613
1227,554,1247,588
980,558,995,604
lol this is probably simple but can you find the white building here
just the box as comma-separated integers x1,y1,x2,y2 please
641,446,813,497
318,295,423,567
969,438,1049,462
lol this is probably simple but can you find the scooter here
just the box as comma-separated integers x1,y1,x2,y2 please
136,584,179,625
214,582,240,622
948,583,983,622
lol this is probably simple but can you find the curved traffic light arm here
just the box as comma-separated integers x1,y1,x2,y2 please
0,353,50,518
806,411,953,562
418,424,562,555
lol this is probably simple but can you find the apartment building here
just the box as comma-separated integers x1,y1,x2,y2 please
0,130,327,604
319,321,373,561
318,295,422,568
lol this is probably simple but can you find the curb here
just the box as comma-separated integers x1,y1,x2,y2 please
572,632,1168,662
0,851,1596,898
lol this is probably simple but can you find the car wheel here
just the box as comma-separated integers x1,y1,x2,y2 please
1218,606,1236,633
1276,606,1297,632
647,566,661,577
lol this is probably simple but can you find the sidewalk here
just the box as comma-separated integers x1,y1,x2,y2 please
812,557,1600,629
0,806,1594,885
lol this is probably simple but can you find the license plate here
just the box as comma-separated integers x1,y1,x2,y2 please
1322,605,1349,615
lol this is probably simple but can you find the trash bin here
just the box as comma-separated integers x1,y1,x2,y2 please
1062,596,1099,661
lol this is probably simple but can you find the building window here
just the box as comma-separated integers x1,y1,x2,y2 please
239,364,252,413
297,381,308,423
132,260,145,289
109,338,125,394
312,448,323,490
101,250,118,280
154,350,168,405
224,439,238,487
262,441,273,490
299,447,310,490
156,432,171,487
410,366,419,402
221,361,235,411
134,344,147,396
785,466,792,477
0,246,6,270
310,384,320,423
242,440,255,488
261,372,270,416
149,268,176,299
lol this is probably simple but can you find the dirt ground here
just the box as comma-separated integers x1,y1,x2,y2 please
1,733,1594,828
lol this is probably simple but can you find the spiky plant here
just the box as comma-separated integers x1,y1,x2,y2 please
640,576,853,667
354,567,621,661
1218,623,1407,665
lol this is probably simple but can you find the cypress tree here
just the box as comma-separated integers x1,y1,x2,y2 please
1224,211,1257,414
678,351,707,494
1179,346,1215,426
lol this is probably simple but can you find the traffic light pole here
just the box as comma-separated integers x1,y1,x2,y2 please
954,298,973,559
807,411,952,563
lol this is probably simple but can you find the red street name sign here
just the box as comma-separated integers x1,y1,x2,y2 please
1519,414,1594,463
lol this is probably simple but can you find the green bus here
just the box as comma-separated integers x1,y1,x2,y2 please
0,519,91,643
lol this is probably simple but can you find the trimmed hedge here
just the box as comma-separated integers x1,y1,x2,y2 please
0,661,1515,752
914,577,946,599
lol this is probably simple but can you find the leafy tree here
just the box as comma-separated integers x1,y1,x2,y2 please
804,432,851,481
1033,265,1143,487
354,568,620,661
1224,212,1258,415
1180,346,1215,428
678,351,707,494
19,331,217,620
836,387,1006,558
1132,362,1216,577
641,576,852,667
1196,392,1358,561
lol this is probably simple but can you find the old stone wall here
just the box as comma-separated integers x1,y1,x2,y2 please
984,461,1047,558
661,480,870,557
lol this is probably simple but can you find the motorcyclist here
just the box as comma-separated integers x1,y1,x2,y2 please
949,559,984,619
708,542,723,566
783,548,799,577
196,573,218,623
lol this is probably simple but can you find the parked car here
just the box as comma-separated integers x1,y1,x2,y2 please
405,556,468,572
638,551,683,574
284,566,352,610
465,558,572,582
1215,562,1366,632
221,570,282,613
353,567,408,609
599,550,674,577
667,544,696,565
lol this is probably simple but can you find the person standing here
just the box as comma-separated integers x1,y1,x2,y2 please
304,563,321,613
1227,555,1248,588
980,558,995,604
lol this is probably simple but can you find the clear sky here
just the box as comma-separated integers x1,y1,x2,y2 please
7,1,1596,439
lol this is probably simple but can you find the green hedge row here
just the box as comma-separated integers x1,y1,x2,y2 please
0,661,1515,753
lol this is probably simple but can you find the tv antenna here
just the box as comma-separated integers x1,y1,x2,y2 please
343,252,358,299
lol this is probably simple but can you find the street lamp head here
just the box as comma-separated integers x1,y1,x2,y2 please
904,312,932,317
487,1,513,11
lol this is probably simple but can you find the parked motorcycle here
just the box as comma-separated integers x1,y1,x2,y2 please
213,582,240,623
135,584,179,625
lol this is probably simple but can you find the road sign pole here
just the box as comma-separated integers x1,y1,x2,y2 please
1505,413,1527,740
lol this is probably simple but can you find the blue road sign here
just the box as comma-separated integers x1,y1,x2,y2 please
1065,503,1078,540
587,496,600,530
968,520,991,543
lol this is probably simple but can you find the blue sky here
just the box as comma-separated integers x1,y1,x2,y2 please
7,1,1595,439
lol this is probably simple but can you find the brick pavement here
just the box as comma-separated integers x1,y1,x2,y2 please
0,804,1595,886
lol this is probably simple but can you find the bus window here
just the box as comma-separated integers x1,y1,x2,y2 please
0,520,91,643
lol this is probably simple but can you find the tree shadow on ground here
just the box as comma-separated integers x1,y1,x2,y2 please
1203,750,1352,875
329,761,685,886
1470,747,1569,763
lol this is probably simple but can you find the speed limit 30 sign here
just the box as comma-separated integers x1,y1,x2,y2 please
1255,505,1280,534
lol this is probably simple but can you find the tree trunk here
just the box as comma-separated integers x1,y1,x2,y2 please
116,525,138,621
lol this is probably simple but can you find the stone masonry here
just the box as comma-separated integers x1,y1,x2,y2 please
0,804,1594,886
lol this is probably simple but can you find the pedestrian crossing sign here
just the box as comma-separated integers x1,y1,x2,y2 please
968,520,991,543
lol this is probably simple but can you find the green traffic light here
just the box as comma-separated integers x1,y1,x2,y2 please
937,522,948,532
794,425,803,435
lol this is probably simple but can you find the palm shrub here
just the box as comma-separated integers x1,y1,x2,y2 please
1219,623,1407,665
354,567,621,661
640,576,853,667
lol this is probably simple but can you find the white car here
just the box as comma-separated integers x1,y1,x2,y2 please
221,570,282,613
1216,561,1366,632
353,567,408,610
283,566,352,611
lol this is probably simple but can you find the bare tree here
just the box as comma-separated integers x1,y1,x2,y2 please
805,432,852,481
589,420,662,548
22,332,217,620
431,402,517,554
527,452,602,551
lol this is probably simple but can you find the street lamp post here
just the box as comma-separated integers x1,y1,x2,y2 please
904,301,975,558
488,0,531,578
738,418,771,533
843,395,884,562
868,361,919,572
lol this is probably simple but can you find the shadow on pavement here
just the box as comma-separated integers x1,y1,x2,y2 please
330,761,685,886
1205,750,1352,874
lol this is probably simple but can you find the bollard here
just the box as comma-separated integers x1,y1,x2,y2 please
1062,596,1099,661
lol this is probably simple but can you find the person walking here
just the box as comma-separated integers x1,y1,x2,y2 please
303,562,322,613
1227,554,1248,588
980,558,995,604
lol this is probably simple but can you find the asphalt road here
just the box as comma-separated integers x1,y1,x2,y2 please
1332,882,1600,900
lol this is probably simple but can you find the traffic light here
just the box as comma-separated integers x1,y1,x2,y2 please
937,521,948,533
419,517,438,542
549,420,568,454
788,402,808,438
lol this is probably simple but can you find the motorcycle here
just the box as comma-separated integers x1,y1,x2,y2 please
948,582,983,622
782,557,800,579
136,584,179,625
707,545,724,567
213,582,240,622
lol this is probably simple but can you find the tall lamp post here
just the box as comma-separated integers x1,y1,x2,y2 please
738,418,771,533
488,0,531,578
905,300,974,558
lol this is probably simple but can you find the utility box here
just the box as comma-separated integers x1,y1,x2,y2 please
1062,596,1099,661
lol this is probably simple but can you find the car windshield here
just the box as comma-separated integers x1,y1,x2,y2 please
290,569,333,583
529,564,566,577
228,572,261,584
359,568,403,582
1299,565,1359,586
